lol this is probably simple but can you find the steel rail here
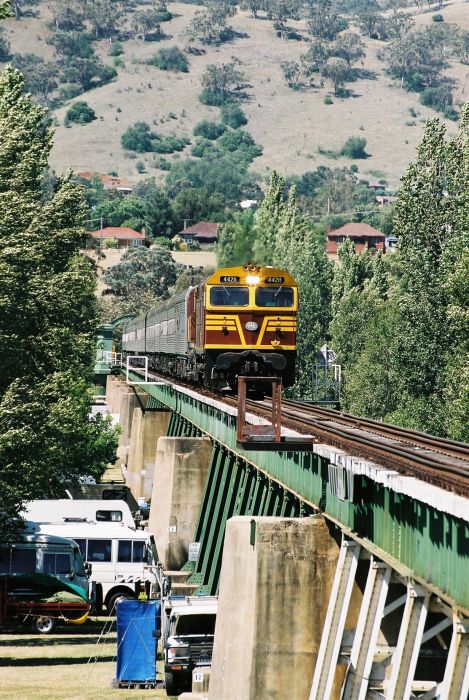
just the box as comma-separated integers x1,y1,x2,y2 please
282,398,469,462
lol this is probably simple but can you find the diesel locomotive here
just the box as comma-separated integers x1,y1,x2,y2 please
122,264,298,390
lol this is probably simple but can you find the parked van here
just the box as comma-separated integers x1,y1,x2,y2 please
22,499,136,529
0,532,90,633
31,521,157,613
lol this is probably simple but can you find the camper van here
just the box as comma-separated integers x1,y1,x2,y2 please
0,532,90,633
23,499,136,529
31,521,157,613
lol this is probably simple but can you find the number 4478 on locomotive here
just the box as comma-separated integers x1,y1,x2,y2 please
122,264,298,391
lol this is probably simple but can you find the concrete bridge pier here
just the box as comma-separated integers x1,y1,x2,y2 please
208,515,340,700
125,406,170,501
105,374,126,414
148,436,212,574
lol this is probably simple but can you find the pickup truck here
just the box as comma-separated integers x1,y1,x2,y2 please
162,595,217,696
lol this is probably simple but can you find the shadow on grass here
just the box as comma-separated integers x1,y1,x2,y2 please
0,635,116,647
0,655,115,666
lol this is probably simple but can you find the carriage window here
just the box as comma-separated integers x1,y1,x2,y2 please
255,287,294,307
118,541,132,563
87,539,112,562
210,286,249,307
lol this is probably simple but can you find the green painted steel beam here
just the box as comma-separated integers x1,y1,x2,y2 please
123,370,469,611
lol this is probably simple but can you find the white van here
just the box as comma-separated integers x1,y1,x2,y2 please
22,499,136,529
31,521,157,613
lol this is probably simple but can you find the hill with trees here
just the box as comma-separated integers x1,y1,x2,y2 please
0,0,467,192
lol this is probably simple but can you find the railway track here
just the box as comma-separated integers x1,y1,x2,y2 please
126,368,469,497
227,395,469,497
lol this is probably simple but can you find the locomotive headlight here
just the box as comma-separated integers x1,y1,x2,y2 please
245,321,258,332
246,275,260,284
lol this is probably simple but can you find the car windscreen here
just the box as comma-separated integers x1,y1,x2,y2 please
210,286,249,307
175,614,216,635
255,286,294,307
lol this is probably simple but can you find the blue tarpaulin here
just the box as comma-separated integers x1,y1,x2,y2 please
116,599,161,682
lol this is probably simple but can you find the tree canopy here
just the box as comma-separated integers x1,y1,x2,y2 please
0,66,117,542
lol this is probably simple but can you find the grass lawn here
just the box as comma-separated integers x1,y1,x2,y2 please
0,617,171,700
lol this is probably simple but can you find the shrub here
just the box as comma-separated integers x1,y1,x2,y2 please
221,104,247,128
109,42,124,56
350,163,358,173
103,237,119,249
66,101,96,124
60,83,83,100
153,236,172,249
323,95,333,105
340,136,367,159
420,85,458,119
193,120,226,140
148,46,189,73
152,134,190,154
432,14,444,22
155,156,172,171
199,88,226,106
136,160,145,173
122,122,153,152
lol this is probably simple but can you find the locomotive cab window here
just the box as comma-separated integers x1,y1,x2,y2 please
255,287,294,307
210,286,249,307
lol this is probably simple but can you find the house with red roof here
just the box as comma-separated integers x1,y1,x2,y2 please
180,221,219,245
90,226,145,249
326,222,386,258
78,172,133,195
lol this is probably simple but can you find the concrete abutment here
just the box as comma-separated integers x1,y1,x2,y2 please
208,515,340,700
148,436,212,572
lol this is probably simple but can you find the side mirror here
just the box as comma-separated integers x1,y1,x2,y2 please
84,563,92,576
152,629,161,639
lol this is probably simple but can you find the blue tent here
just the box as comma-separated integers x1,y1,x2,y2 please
116,599,161,683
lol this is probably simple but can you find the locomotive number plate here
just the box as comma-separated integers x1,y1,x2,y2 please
220,275,240,283
265,276,284,284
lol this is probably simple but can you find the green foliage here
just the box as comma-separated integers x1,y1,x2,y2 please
147,46,189,72
221,103,248,128
200,61,247,105
11,54,58,104
121,121,189,154
216,209,256,266
136,160,145,173
193,119,226,140
62,55,117,93
329,107,469,438
103,246,181,305
187,1,236,45
66,100,96,124
432,14,444,23
121,121,153,152
306,0,349,40
252,171,286,264
330,31,366,68
322,58,352,96
341,136,368,158
420,85,458,120
109,41,124,57
0,26,10,61
0,67,117,542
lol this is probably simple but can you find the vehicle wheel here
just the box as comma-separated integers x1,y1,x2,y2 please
32,616,56,634
164,671,181,697
106,592,134,616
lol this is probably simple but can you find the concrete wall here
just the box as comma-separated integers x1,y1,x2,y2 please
126,408,170,501
148,436,212,570
209,515,340,700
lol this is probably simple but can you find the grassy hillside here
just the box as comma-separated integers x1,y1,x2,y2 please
2,1,467,189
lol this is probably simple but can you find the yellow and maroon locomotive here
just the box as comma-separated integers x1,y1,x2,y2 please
122,264,298,390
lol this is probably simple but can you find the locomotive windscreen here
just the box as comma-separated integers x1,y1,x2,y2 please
255,287,294,307
210,286,249,306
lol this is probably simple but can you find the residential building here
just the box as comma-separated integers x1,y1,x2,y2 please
180,221,219,245
326,222,386,258
90,226,145,249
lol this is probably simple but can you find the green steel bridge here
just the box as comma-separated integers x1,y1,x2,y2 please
107,369,469,698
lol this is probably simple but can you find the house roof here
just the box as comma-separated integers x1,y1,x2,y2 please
181,221,219,237
78,172,133,191
91,226,145,240
328,222,385,239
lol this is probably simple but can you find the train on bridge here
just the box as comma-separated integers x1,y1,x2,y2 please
122,264,298,391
